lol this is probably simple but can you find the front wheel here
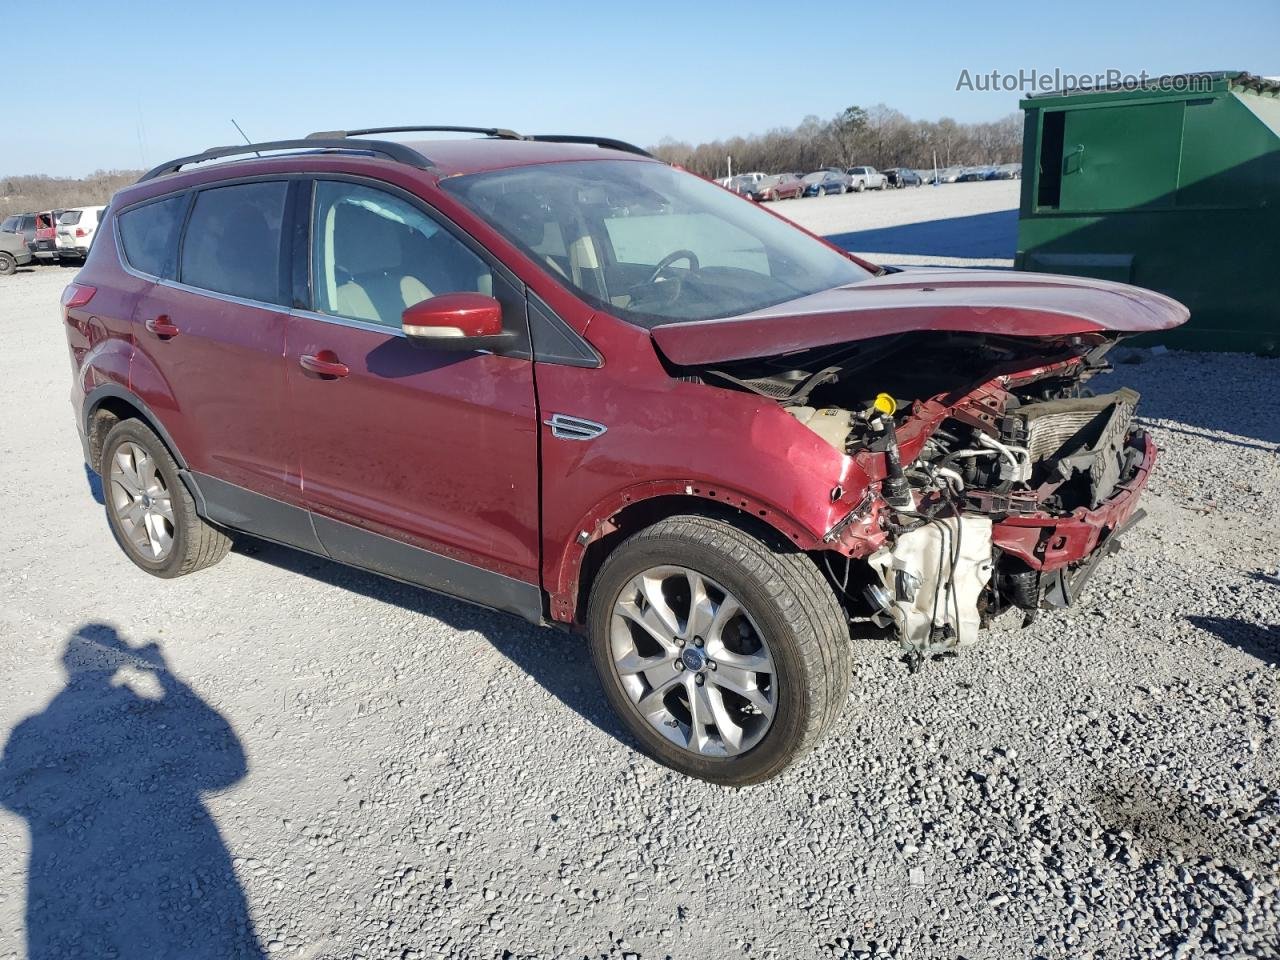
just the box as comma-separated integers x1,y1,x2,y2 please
587,516,851,785
0,252,16,275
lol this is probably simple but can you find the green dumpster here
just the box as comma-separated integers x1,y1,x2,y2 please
1016,72,1280,354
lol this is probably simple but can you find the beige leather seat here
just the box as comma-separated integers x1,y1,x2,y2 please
331,205,431,325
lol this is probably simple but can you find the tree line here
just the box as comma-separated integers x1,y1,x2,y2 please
0,170,143,218
649,105,1024,179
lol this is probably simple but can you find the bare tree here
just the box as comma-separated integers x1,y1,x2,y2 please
1,170,142,218
650,109,1024,178
829,106,868,167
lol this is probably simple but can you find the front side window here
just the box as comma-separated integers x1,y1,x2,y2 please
118,195,187,279
180,181,287,304
442,160,871,327
310,181,493,329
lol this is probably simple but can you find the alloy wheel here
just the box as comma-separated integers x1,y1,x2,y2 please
108,441,175,560
609,565,776,757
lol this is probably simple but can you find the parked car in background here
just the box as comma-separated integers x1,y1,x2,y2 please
754,173,805,201
930,167,962,184
845,166,888,192
55,206,107,262
726,174,760,199
802,169,850,196
957,167,992,182
884,168,922,188
0,229,34,275
29,210,65,263
2,212,39,246
986,163,1022,180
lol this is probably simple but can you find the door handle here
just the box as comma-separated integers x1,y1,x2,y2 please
145,315,180,339
299,351,350,379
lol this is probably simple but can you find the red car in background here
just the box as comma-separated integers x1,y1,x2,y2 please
62,126,1186,784
755,172,805,201
30,210,65,263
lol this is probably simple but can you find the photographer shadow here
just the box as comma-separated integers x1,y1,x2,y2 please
0,623,263,959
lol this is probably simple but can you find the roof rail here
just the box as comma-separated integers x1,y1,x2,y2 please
309,126,652,157
137,137,433,183
309,126,525,140
529,134,652,158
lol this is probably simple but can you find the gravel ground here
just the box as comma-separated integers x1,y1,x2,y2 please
0,256,1277,960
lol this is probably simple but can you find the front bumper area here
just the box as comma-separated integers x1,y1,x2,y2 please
992,429,1155,575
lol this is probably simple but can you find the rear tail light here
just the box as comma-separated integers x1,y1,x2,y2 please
61,283,96,310
75,227,87,238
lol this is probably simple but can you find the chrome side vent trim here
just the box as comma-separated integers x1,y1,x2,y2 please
544,414,607,441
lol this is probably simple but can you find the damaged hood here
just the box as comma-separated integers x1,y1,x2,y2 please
650,269,1190,365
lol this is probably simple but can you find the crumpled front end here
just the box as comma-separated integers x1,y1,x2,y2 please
665,325,1168,660
848,380,1157,658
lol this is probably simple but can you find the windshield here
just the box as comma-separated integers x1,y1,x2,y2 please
440,159,872,327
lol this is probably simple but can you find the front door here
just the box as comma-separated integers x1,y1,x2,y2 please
285,178,542,617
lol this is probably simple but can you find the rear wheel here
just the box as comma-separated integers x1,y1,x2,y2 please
815,186,826,198
0,252,15,276
587,515,851,785
101,419,231,578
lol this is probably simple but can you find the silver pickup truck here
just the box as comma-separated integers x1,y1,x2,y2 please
846,165,889,191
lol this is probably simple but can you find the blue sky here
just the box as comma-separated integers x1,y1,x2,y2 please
6,0,1277,177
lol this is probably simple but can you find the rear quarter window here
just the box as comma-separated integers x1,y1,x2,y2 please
118,195,187,279
59,210,83,225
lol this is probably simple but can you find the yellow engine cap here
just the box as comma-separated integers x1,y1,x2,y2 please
873,393,897,416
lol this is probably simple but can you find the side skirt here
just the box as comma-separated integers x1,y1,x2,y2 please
189,472,546,625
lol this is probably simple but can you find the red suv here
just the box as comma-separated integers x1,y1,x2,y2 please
63,126,1186,784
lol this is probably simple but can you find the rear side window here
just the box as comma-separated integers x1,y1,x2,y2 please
1,216,18,232
60,210,83,225
180,181,288,304
118,195,187,279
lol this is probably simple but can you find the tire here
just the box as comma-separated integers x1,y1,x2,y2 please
816,186,826,198
587,515,851,785
853,181,864,193
101,419,232,579
0,252,15,276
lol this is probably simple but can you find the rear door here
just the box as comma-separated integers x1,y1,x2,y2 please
284,177,542,616
124,180,302,522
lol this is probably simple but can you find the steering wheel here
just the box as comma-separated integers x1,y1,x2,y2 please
645,249,701,285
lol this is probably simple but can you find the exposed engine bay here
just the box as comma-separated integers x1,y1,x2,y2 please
676,331,1151,661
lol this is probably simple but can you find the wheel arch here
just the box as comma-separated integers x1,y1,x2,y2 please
547,483,833,625
84,384,189,475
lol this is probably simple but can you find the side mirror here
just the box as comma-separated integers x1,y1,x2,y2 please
401,293,512,351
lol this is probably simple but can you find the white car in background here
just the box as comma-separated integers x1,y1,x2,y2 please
55,206,106,262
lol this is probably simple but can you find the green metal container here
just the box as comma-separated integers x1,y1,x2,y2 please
1016,72,1280,354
